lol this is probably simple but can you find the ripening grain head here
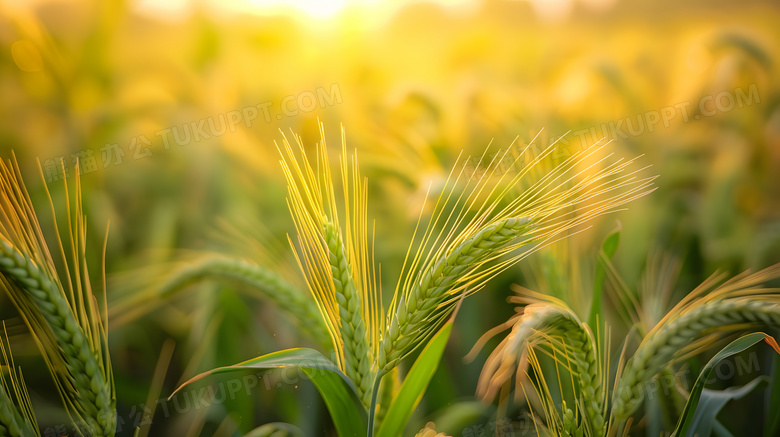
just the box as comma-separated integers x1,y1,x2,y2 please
0,156,115,436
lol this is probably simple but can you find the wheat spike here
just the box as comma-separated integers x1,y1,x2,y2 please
323,221,374,403
379,216,531,369
612,281,780,418
0,382,32,437
0,386,27,437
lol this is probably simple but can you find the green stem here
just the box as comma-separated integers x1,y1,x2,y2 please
367,370,387,437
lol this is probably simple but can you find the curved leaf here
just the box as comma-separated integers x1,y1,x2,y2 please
765,349,780,437
672,333,778,437
688,377,768,437
170,348,367,437
588,224,620,328
376,322,454,437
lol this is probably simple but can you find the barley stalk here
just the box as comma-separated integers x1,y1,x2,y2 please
156,254,331,346
0,240,114,435
374,366,399,430
324,221,373,405
612,298,780,419
477,302,605,435
277,125,652,424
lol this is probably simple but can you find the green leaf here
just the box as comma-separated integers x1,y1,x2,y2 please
765,351,780,437
170,348,367,437
376,322,454,437
672,332,775,437
214,288,255,433
689,377,768,437
712,420,735,437
588,225,620,328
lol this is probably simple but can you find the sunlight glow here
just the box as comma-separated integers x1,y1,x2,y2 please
130,0,478,22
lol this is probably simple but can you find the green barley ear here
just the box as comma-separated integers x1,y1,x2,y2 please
159,255,330,343
477,290,607,436
0,156,115,436
107,217,332,346
278,123,382,406
611,264,780,421
0,323,39,437
109,253,331,346
380,135,654,371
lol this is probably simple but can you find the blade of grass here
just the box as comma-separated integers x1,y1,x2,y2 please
376,321,453,437
672,332,778,437
170,348,367,437
765,347,780,437
588,224,621,328
135,339,175,437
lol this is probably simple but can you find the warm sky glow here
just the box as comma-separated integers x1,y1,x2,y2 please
131,0,480,22
4,0,619,23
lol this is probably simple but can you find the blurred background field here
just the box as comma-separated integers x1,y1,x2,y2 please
1,0,779,435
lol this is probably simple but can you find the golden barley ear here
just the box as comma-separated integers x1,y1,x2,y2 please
278,123,382,406
0,156,115,436
380,134,655,372
477,289,608,436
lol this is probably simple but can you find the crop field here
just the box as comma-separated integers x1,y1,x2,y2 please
0,0,779,436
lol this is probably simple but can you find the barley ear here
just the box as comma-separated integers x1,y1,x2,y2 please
278,124,382,406
323,221,374,404
0,157,115,436
477,296,606,435
381,136,654,371
611,264,780,421
152,254,331,347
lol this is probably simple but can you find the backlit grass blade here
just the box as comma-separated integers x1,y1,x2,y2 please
672,333,778,437
170,348,367,437
588,225,620,328
375,321,454,437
